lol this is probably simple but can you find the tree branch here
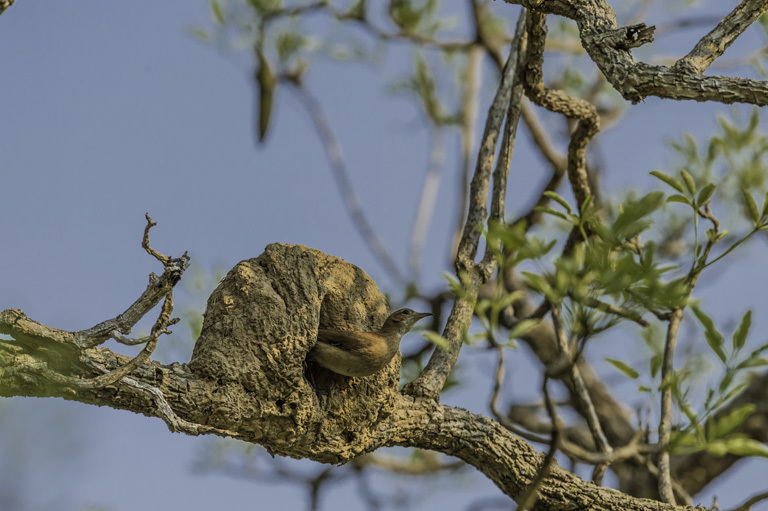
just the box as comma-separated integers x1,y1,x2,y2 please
503,0,768,106
403,10,528,400
0,0,14,16
677,0,768,74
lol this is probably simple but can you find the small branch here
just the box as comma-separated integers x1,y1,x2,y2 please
657,307,683,504
75,215,189,348
69,293,179,389
578,295,649,327
142,213,169,265
286,82,406,285
480,19,527,275
451,45,483,261
677,0,768,74
455,14,527,271
404,11,528,400
643,459,693,506
727,488,768,511
523,12,598,211
550,305,613,475
121,376,238,437
516,376,562,511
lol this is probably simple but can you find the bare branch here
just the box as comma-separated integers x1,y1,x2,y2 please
480,25,527,273
451,45,483,261
75,215,190,348
657,308,683,504
504,0,768,105
516,376,562,511
677,0,768,74
727,489,768,511
404,11,528,400
577,295,650,327
550,305,613,481
523,12,597,210
121,376,238,437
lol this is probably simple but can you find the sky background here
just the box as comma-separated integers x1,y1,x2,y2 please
1,1,767,510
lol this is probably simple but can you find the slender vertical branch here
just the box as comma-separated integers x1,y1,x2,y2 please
404,11,528,400
550,305,613,481
657,307,683,504
516,376,562,511
452,44,483,261
480,22,527,273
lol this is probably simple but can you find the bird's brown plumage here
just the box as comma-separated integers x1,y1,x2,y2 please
309,308,431,377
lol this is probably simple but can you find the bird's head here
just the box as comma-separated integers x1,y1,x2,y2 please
382,308,432,337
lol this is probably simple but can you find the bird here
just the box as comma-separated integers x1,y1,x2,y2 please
309,308,432,377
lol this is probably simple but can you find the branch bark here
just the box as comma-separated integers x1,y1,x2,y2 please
503,0,768,106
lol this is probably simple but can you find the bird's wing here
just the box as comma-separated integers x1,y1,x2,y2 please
316,329,374,353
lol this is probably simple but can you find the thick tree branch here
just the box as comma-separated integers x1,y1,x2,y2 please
523,11,597,210
503,0,768,106
384,396,692,511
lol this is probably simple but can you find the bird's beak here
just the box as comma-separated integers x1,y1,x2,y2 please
415,312,433,321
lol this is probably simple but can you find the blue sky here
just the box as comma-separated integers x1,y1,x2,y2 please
2,1,768,510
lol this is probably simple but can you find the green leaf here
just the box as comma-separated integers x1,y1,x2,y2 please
256,49,277,143
692,306,727,363
638,385,653,393
422,331,451,350
709,404,755,438
521,272,555,300
666,194,692,206
742,188,761,225
605,358,640,379
650,171,686,194
543,191,573,214
732,310,752,351
533,206,570,222
508,319,540,341
705,440,728,457
650,353,662,378
724,436,768,458
189,27,211,42
696,183,716,206
579,195,595,215
735,356,768,369
681,169,697,196
762,190,768,218
210,0,225,24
